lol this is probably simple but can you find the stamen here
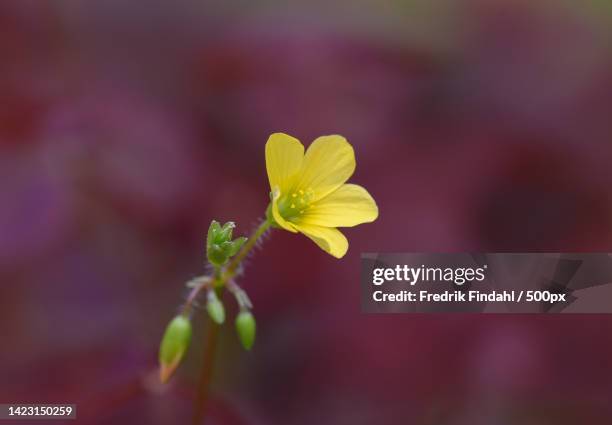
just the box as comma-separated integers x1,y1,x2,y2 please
279,188,316,219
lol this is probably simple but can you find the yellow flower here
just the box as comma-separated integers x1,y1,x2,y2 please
265,133,378,258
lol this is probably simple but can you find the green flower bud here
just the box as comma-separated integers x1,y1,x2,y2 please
235,310,256,351
228,237,247,256
206,291,225,324
207,220,222,249
206,220,247,266
217,222,235,243
159,315,192,383
207,244,228,267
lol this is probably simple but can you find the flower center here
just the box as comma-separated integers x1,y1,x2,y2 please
277,188,315,219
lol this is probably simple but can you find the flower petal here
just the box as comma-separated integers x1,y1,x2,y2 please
296,184,378,228
271,187,298,233
265,133,304,194
293,223,349,258
297,135,355,202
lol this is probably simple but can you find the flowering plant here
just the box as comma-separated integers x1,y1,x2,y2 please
158,133,378,422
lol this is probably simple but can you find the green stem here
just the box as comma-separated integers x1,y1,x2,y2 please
223,219,272,280
191,217,272,424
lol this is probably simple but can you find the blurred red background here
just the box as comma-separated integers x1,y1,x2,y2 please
2,1,612,424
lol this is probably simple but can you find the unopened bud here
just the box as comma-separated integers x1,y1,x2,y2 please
206,221,246,266
159,315,192,383
206,291,225,324
217,221,235,242
207,244,227,266
206,220,222,249
228,237,247,257
235,310,256,351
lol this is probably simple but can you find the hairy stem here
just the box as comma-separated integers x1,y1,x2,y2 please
182,276,212,316
223,219,272,280
191,218,272,424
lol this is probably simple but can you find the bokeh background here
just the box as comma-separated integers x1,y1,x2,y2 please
2,0,612,424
